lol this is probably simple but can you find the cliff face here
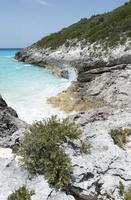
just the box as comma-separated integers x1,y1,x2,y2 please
16,40,131,85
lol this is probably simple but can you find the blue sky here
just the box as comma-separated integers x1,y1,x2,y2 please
0,0,127,48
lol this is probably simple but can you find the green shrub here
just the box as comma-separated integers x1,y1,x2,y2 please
7,186,33,200
44,149,73,189
110,128,131,148
19,116,82,189
125,188,131,200
119,182,125,196
11,143,20,153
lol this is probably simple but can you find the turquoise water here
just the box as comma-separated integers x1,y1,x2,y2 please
0,49,70,123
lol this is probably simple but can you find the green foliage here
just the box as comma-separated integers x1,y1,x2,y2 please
33,3,131,49
19,116,82,189
110,128,131,148
80,141,91,154
7,186,33,200
125,188,131,200
44,149,73,189
119,182,125,196
11,143,20,153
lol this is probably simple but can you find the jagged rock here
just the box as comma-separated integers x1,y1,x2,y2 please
0,95,27,147
0,95,7,108
77,64,131,109
64,107,131,200
77,64,127,82
15,39,131,81
63,185,97,200
59,64,131,199
60,70,69,79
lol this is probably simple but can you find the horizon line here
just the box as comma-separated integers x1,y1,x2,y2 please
0,48,23,49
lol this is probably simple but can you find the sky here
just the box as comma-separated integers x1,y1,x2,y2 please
0,0,127,48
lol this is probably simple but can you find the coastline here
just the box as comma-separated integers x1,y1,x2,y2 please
1,2,131,200
13,42,131,200
15,40,131,114
0,49,74,123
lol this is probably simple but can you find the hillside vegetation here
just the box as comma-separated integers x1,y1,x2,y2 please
34,2,131,49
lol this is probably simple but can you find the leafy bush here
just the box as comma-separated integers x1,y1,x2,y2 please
7,186,33,200
110,128,131,148
19,116,82,189
44,149,73,189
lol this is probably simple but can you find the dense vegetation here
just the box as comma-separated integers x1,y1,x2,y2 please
7,186,33,200
34,2,131,49
19,116,90,190
110,128,131,148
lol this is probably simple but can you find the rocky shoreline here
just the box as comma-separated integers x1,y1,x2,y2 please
15,40,131,111
0,36,130,199
1,60,131,199
1,2,131,199
15,39,131,80
13,41,131,200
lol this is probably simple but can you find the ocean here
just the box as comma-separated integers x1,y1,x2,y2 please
0,49,71,123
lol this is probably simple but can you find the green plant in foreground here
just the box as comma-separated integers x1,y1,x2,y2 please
7,186,33,200
110,128,131,148
44,148,73,189
19,116,83,189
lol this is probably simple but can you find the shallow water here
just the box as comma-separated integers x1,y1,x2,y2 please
0,49,71,123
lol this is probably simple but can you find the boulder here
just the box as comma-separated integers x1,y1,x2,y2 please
0,95,27,147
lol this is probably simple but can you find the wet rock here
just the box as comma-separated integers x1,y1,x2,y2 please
60,70,69,79
0,95,7,109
